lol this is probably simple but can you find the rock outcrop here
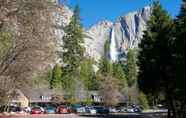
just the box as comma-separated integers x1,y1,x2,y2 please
84,21,113,61
84,6,151,62
51,5,73,63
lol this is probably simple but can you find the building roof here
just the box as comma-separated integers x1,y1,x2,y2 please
22,88,63,102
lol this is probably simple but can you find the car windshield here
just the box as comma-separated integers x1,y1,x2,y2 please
47,107,54,109
60,105,67,108
94,106,104,109
33,107,41,109
72,104,82,108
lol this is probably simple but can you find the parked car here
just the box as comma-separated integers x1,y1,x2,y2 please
56,105,71,114
76,107,86,114
0,106,21,113
109,107,120,113
71,104,86,114
85,106,97,115
119,107,127,113
23,107,31,113
93,106,109,115
44,106,56,114
133,106,143,113
125,105,143,113
126,106,135,113
31,107,44,114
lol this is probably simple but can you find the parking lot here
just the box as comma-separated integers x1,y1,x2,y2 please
0,113,166,118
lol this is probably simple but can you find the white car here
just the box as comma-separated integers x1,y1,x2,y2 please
109,108,119,113
88,108,97,114
24,107,31,113
126,107,135,113
76,107,86,113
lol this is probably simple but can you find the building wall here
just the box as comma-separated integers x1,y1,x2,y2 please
18,95,29,108
12,90,29,108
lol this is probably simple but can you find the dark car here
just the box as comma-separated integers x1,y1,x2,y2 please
93,106,109,115
0,106,21,113
31,107,44,114
10,106,21,113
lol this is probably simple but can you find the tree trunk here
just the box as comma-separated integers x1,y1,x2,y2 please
170,96,176,118
167,107,171,118
166,94,177,118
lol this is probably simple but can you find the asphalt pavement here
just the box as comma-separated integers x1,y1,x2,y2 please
4,113,166,118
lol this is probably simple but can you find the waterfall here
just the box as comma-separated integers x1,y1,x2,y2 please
110,28,118,62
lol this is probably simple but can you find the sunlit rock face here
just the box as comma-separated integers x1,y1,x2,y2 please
51,5,73,64
84,21,113,61
84,6,151,61
113,6,151,61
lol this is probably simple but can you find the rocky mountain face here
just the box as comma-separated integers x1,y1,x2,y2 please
53,5,151,62
84,6,151,62
84,21,113,61
51,5,73,63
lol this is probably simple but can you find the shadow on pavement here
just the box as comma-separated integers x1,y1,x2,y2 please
79,114,150,118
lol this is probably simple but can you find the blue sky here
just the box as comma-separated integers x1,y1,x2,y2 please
59,0,182,28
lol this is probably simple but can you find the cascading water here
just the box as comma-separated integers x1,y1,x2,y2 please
110,28,118,62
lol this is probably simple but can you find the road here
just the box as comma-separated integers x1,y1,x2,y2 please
5,113,166,118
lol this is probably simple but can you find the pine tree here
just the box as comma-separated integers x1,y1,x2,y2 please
138,1,174,93
99,57,112,75
99,39,113,75
138,2,175,117
104,39,110,58
175,0,186,94
113,63,128,88
62,5,84,73
50,64,62,89
61,73,75,96
126,49,138,87
80,58,98,90
174,0,186,117
177,0,186,19
61,5,84,99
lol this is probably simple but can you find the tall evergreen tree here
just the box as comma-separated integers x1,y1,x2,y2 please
99,39,113,75
138,2,175,117
99,57,112,75
174,0,186,117
50,64,62,89
175,0,186,94
62,5,84,73
61,5,84,100
126,49,138,87
80,58,98,90
113,63,128,88
104,39,110,58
